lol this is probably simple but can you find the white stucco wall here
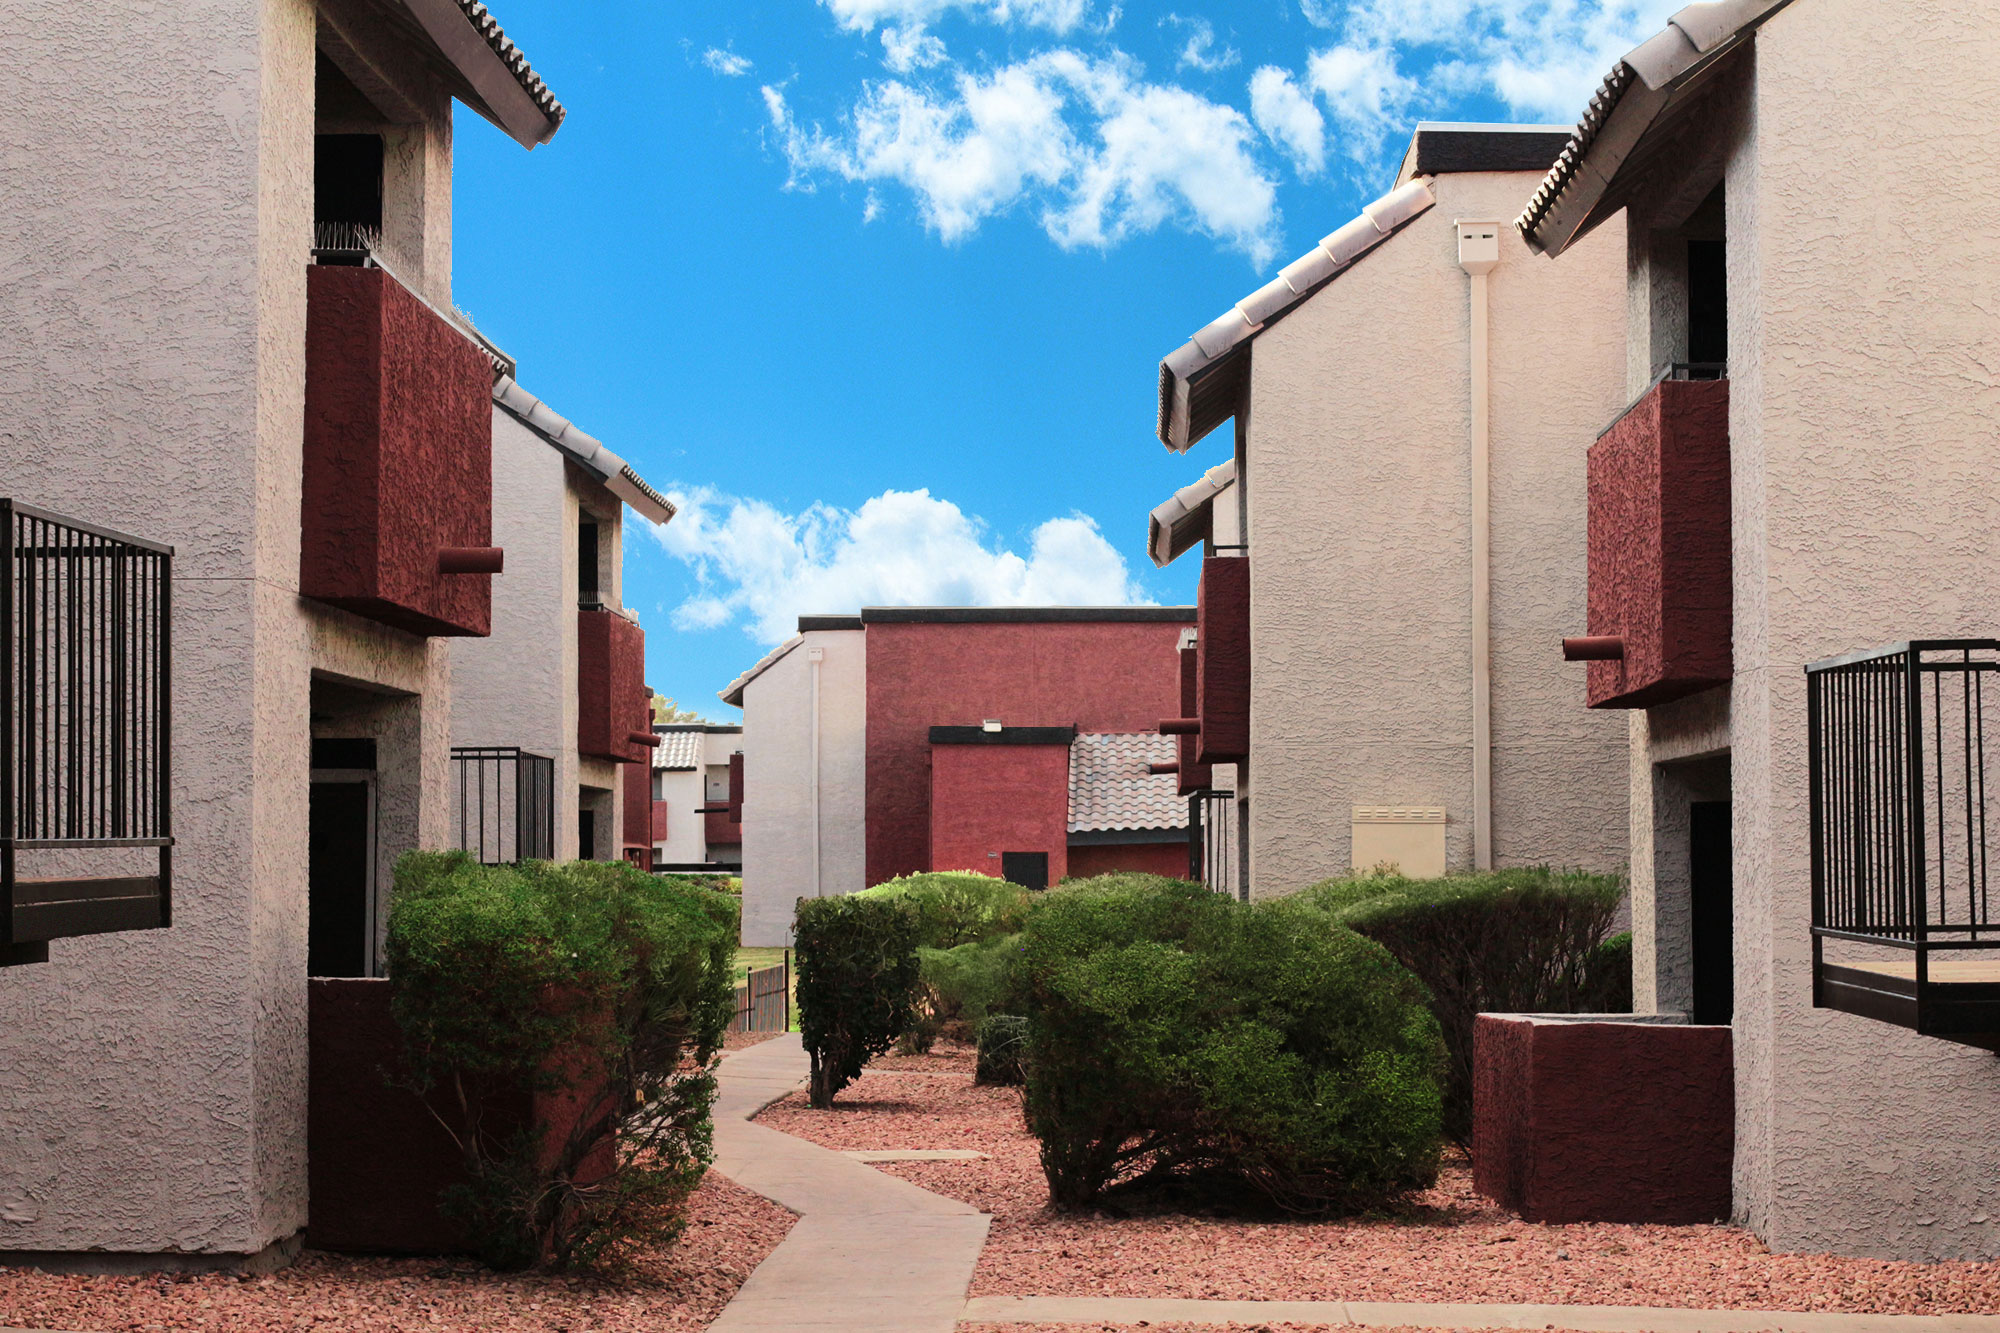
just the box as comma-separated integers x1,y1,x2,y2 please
738,629,866,947
1243,170,1631,897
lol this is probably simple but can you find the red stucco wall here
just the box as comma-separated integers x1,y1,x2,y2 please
865,619,1188,884
929,743,1071,882
704,808,741,848
1197,556,1250,763
577,609,649,762
621,754,652,856
1176,643,1212,796
1585,377,1731,708
1065,839,1188,881
301,265,493,638
1472,1014,1734,1224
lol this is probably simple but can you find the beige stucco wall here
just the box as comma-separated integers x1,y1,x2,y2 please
1243,170,1631,898
738,629,867,947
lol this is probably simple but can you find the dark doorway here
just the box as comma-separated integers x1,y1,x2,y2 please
579,808,596,861
1000,851,1049,891
309,782,371,977
578,520,600,607
313,133,383,231
1689,800,1733,1025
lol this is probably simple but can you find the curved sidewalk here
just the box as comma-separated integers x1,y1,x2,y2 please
707,1034,990,1333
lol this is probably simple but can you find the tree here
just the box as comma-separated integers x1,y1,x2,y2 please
652,694,708,724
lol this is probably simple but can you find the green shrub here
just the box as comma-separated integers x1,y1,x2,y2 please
854,872,1028,948
1582,930,1634,1012
793,895,924,1107
1304,866,1625,1141
975,1015,1030,1086
1015,874,1444,1213
385,851,736,1270
656,871,739,896
919,934,1022,1042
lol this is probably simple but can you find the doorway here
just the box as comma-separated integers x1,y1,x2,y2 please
1000,851,1048,891
309,743,377,978
1688,800,1733,1025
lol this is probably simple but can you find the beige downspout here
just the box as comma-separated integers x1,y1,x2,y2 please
1458,221,1500,871
808,646,824,898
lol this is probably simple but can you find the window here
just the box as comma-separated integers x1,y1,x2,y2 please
578,519,600,607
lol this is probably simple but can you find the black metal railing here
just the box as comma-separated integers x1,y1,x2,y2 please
1189,789,1242,901
450,747,555,865
1808,640,2000,965
3,499,174,964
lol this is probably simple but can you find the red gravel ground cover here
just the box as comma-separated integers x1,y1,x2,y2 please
722,1029,784,1051
0,1169,792,1333
961,1325,1565,1332
759,1048,2000,1316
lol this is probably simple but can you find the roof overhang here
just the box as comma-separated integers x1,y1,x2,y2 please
1516,0,1797,257
493,377,677,526
719,636,802,708
1156,177,1436,453
395,0,565,147
1148,459,1235,568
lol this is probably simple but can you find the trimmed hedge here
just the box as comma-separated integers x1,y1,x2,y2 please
1304,867,1626,1141
1015,874,1444,1213
793,895,924,1107
854,872,1029,948
975,1015,1029,1086
385,851,736,1270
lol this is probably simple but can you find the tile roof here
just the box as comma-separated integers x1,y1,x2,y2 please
653,728,705,771
1148,458,1234,568
453,0,565,133
493,377,676,525
1068,733,1186,834
719,636,802,707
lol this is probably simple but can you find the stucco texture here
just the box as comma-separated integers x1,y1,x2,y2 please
929,743,1072,882
863,620,1187,884
1244,171,1631,896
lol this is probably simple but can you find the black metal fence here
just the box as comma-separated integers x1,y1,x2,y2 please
1189,789,1242,901
1808,640,2000,963
450,746,555,864
2,499,174,965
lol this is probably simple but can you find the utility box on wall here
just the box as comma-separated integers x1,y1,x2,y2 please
301,265,496,638
1352,806,1446,877
1583,375,1731,709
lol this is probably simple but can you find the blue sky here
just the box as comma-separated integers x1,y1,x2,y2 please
451,0,1674,718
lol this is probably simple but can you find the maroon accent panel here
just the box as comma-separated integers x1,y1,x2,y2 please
1065,840,1188,880
929,743,1070,884
577,609,649,762
621,754,652,856
705,808,741,847
728,752,744,824
308,979,615,1253
1196,556,1250,763
651,800,668,842
863,620,1186,885
1472,1015,1734,1224
1176,644,1212,796
301,265,493,637
1585,378,1732,708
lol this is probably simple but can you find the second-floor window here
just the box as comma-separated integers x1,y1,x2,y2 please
578,519,600,607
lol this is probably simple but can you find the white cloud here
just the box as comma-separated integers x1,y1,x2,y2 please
822,0,1094,36
1305,44,1414,157
1247,65,1325,176
881,25,949,72
1163,15,1238,73
703,46,752,77
648,487,1149,644
764,51,1278,263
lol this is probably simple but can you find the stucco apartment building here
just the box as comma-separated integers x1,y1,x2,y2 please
450,379,674,868
723,608,1195,947
1150,123,1633,899
649,723,745,872
1517,0,2000,1260
1,0,564,1268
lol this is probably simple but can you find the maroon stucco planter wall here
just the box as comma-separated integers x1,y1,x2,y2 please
1584,377,1731,708
864,619,1187,884
621,754,652,861
1196,556,1249,763
577,608,649,762
929,742,1071,883
301,265,494,638
1176,643,1212,796
1473,1014,1734,1224
704,807,741,848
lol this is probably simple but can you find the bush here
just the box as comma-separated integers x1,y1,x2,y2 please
1304,866,1625,1141
385,851,736,1270
793,895,924,1107
917,933,1023,1043
854,872,1028,949
656,871,740,896
1015,874,1444,1213
1582,930,1634,1012
975,1015,1029,1086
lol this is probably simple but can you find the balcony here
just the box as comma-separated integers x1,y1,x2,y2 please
704,807,741,848
301,263,497,638
1808,641,2000,1050
2,501,174,966
1195,555,1249,764
577,607,650,763
449,747,554,864
1571,367,1730,708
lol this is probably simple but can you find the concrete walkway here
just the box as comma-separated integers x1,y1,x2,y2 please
707,1033,990,1333
962,1296,2000,1333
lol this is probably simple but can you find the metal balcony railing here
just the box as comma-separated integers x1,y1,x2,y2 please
1189,789,1242,901
2,499,174,966
1808,640,2000,1046
450,747,555,865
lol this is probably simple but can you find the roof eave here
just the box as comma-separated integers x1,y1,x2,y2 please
398,0,564,147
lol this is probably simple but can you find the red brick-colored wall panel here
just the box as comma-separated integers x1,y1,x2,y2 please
1176,644,1212,796
1473,1015,1734,1224
929,743,1071,883
577,609,649,762
302,265,493,638
705,808,741,847
728,752,744,824
1585,378,1731,708
1065,839,1189,881
865,620,1186,884
1196,557,1250,763
621,754,652,855
651,800,668,843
